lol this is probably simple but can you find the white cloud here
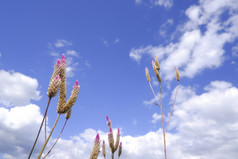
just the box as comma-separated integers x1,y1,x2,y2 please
54,40,72,48
159,19,173,36
130,0,238,80
232,44,238,57
0,70,41,106
151,113,161,123
135,0,173,8
0,104,44,159
153,0,173,8
1,81,238,158
49,52,60,57
66,50,78,57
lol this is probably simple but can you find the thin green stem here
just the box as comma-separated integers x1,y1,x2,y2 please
38,114,61,159
166,81,179,132
42,119,68,159
159,83,167,159
28,97,52,159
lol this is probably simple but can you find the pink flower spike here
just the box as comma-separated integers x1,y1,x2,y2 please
95,133,100,143
120,142,122,147
174,66,177,70
57,59,61,65
61,54,65,59
75,80,79,86
61,54,66,63
145,67,148,71
103,140,105,145
106,116,109,121
152,60,155,65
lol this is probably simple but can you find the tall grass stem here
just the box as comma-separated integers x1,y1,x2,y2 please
38,114,60,159
28,97,52,159
166,81,179,132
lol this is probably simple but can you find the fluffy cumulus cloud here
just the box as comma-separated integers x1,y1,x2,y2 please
0,70,41,106
0,104,44,159
1,80,238,158
130,0,238,80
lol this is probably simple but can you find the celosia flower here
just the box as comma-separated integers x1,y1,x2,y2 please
108,128,115,153
145,67,151,82
106,115,112,129
57,54,67,113
154,55,160,70
152,60,162,83
114,128,120,151
90,133,100,159
175,66,180,81
47,75,61,98
118,142,122,157
60,80,80,113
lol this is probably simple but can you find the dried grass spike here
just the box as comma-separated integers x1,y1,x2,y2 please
47,75,61,98
118,142,122,158
106,115,112,129
175,66,180,81
152,60,162,83
90,133,100,159
154,55,160,70
108,128,115,153
63,80,80,113
114,128,120,152
145,67,151,82
57,55,67,113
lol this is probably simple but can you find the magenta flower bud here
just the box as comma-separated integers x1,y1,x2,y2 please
73,80,80,89
95,133,100,143
106,116,109,121
117,128,120,136
57,59,61,65
61,54,65,61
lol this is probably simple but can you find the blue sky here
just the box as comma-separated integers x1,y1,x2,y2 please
0,0,238,158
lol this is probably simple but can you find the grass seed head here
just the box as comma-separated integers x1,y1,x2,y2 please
47,75,61,98
114,128,120,152
108,128,115,153
118,142,122,157
175,66,180,81
154,55,160,70
63,80,80,113
145,67,151,82
152,60,162,83
90,133,100,159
